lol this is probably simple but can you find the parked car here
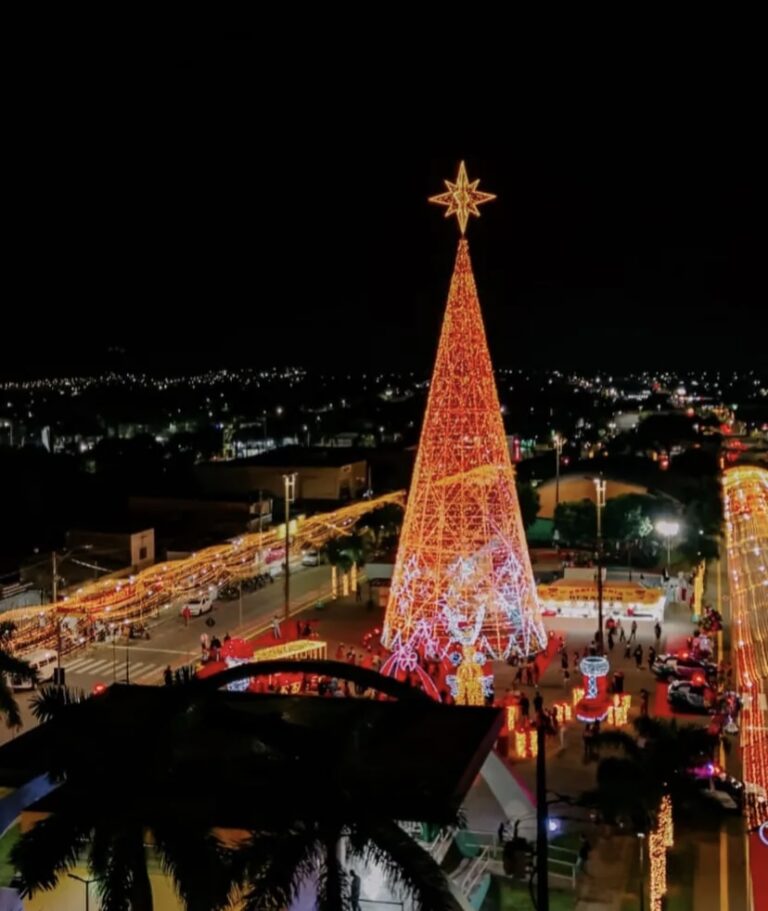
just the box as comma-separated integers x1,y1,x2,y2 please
179,588,217,617
651,653,718,683
667,679,717,713
9,648,57,690
301,548,320,567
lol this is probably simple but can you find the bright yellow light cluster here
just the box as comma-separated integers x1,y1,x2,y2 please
506,704,520,729
428,161,496,236
553,701,573,724
606,694,631,726
722,466,768,829
513,728,538,759
454,647,486,706
6,492,405,659
648,827,667,911
252,639,327,662
571,686,585,707
659,794,673,848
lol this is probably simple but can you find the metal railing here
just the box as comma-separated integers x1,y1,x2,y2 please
457,842,492,898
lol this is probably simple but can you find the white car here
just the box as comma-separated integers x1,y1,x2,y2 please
179,588,216,617
302,549,320,566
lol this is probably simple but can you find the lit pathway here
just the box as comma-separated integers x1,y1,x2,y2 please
722,465,768,906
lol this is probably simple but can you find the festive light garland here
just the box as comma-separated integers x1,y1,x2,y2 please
722,466,768,829
383,165,546,681
6,492,404,658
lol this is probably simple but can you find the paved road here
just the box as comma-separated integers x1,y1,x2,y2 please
1,563,332,744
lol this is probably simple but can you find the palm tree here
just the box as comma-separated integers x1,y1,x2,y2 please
235,818,462,911
581,715,717,830
0,621,37,728
11,686,238,911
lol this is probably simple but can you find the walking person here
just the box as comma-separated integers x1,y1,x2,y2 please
533,688,544,717
629,620,638,643
648,645,657,668
576,835,592,874
654,621,662,643
271,615,282,639
163,665,173,686
634,644,644,669
182,605,191,627
520,693,530,720
200,632,209,655
618,619,626,642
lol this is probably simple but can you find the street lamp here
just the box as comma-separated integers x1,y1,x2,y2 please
67,873,98,911
593,476,606,654
553,433,564,510
283,473,297,621
637,833,646,911
655,519,680,571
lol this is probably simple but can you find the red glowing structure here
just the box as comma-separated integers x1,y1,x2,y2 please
382,164,546,681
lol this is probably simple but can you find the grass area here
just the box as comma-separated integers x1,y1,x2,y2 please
481,876,575,911
550,831,581,853
0,824,19,887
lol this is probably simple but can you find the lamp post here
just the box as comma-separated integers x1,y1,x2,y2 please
51,545,92,682
283,473,297,621
68,872,97,911
593,476,606,654
553,433,564,510
655,519,680,572
637,833,646,911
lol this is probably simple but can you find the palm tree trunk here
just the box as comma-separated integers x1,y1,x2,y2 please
323,834,344,911
129,842,154,911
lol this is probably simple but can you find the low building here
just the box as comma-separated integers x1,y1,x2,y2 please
65,526,155,570
196,446,368,502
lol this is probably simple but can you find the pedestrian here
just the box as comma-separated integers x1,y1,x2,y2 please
608,632,615,652
573,650,581,670
223,632,231,643
533,689,544,716
514,665,524,685
618,620,626,643
497,821,508,845
560,652,569,671
524,663,534,686
349,870,361,911
163,665,173,686
629,620,638,643
654,621,662,642
648,645,657,667
520,693,530,719
562,667,571,688
634,644,643,669
582,724,593,761
624,642,632,660
200,632,209,654
271,615,282,639
576,835,592,874
532,661,540,685
182,605,191,627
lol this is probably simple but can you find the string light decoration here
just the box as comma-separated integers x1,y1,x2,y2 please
659,794,674,848
5,492,405,659
513,727,538,759
553,701,573,725
648,826,667,911
428,160,496,236
383,165,547,681
722,466,768,830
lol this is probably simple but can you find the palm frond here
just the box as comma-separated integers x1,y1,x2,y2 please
239,825,324,911
153,823,236,911
0,679,23,729
349,820,462,911
92,826,151,911
11,813,92,895
316,832,349,911
31,685,88,723
0,650,38,684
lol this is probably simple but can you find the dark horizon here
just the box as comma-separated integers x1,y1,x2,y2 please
5,38,762,378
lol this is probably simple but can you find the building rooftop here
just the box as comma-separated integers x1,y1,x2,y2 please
0,683,502,828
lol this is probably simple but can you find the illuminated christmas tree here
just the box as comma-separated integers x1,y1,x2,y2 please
382,163,547,683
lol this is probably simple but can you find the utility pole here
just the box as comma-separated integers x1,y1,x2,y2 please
283,473,297,621
535,711,549,911
52,550,63,681
593,476,606,655
553,434,563,511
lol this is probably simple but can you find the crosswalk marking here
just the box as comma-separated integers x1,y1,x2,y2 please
63,656,166,681
68,658,111,673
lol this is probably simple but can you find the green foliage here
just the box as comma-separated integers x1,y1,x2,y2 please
553,499,596,547
516,481,540,530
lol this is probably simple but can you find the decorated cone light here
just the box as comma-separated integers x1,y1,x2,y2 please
382,163,547,691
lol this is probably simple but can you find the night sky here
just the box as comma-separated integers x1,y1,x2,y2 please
6,35,762,377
